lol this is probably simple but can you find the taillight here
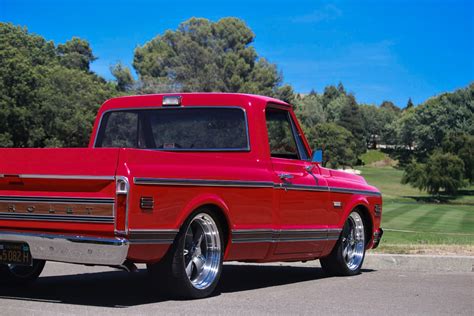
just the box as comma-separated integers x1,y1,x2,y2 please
115,177,129,234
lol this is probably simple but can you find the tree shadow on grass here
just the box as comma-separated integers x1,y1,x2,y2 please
0,264,375,308
457,189,474,196
403,189,474,204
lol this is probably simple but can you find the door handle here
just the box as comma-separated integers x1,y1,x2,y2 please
278,173,294,180
305,165,315,172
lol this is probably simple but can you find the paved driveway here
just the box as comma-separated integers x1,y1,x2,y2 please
0,261,472,315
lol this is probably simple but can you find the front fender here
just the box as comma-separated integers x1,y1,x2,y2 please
338,194,382,249
339,195,372,227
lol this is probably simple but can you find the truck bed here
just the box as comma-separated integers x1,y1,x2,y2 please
0,148,120,236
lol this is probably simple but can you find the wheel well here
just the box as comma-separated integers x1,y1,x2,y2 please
196,204,230,249
355,205,373,247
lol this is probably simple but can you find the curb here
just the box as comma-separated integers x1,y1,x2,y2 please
364,253,474,273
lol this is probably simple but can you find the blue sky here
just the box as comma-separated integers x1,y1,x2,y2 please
1,0,473,106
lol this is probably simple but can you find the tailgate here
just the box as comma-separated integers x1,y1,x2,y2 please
0,148,120,236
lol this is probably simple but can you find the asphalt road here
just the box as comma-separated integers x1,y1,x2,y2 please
0,261,472,315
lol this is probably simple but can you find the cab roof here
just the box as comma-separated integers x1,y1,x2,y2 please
98,93,291,113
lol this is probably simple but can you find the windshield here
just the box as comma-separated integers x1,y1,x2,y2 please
95,107,249,151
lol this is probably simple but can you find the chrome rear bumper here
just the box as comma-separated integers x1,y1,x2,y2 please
0,231,129,266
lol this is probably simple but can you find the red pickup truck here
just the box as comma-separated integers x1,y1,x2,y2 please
0,93,382,299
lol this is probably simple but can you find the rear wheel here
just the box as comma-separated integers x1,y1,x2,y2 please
148,210,224,299
320,210,366,276
0,259,46,285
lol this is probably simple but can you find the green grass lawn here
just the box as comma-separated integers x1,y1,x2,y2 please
360,166,474,204
380,202,473,245
358,165,474,252
360,150,389,165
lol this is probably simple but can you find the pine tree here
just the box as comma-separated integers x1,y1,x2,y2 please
338,94,366,155
405,97,414,110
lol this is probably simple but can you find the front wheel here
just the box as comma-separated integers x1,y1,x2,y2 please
148,211,224,299
320,210,366,276
0,259,46,285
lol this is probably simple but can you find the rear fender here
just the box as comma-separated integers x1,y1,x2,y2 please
175,193,232,251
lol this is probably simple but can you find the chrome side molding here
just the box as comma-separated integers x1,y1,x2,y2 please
128,229,178,244
3,174,115,181
231,228,342,244
133,177,381,196
134,178,274,188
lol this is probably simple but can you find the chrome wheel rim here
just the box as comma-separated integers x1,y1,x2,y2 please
341,212,365,271
183,213,221,290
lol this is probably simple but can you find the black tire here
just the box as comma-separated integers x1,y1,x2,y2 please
148,210,224,299
0,259,46,286
320,210,366,276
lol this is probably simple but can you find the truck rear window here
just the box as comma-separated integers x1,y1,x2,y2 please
95,107,249,151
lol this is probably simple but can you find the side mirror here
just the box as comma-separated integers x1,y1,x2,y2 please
311,149,323,163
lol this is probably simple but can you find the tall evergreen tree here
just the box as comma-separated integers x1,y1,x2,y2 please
133,17,287,97
57,37,96,72
111,62,135,92
380,100,400,113
338,94,366,155
405,97,414,110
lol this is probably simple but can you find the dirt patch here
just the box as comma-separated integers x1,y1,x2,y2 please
372,244,473,256
368,157,397,167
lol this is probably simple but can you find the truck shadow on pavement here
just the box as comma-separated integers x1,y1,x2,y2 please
0,264,375,308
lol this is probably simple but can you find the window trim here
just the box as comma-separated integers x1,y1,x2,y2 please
288,113,310,161
265,106,304,161
94,106,251,152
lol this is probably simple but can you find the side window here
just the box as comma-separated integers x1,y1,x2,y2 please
97,111,138,147
290,116,310,161
266,108,299,159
